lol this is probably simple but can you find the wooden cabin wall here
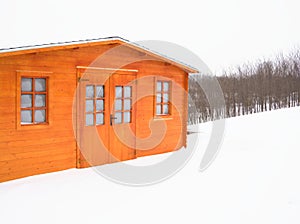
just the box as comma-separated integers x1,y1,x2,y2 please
0,43,188,182
132,61,188,157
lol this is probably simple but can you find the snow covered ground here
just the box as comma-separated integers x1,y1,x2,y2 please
0,107,299,224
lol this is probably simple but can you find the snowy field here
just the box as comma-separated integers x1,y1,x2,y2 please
0,107,299,224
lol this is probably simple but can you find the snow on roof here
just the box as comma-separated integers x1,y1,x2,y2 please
0,36,199,73
0,36,124,53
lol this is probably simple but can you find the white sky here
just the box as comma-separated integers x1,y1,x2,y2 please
1,0,300,75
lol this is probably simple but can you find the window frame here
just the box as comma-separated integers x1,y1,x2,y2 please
154,79,172,117
16,71,50,130
85,84,105,126
113,85,133,125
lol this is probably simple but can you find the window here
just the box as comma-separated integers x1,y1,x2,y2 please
20,77,48,125
85,85,105,126
113,86,132,124
156,81,171,115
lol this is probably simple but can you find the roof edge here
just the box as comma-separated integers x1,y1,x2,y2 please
0,37,199,73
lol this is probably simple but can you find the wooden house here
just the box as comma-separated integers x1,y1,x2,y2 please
0,37,198,182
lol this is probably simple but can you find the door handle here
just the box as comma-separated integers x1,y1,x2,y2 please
110,114,117,126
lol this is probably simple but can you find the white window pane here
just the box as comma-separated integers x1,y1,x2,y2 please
156,105,161,115
86,99,94,112
96,100,104,111
115,112,122,124
35,110,46,123
156,93,162,103
21,110,32,123
35,78,46,92
115,86,122,98
124,99,131,110
124,86,131,98
86,85,94,98
157,81,162,92
85,114,94,126
21,94,32,108
21,78,32,92
163,93,169,102
96,113,104,125
115,99,122,111
35,94,46,107
163,82,169,91
86,114,94,126
124,111,131,123
163,104,169,114
96,85,104,98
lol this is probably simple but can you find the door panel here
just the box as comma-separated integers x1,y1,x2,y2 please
77,70,110,167
77,69,137,167
109,73,137,162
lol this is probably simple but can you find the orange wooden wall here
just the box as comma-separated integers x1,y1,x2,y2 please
0,42,189,182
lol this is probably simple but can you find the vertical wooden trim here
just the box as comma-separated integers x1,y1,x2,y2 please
46,76,50,125
16,73,21,130
169,80,173,115
130,75,137,158
76,69,81,168
133,76,137,157
183,73,189,147
153,76,156,118
107,76,112,163
32,78,36,123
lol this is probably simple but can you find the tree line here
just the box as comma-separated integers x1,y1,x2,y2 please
188,49,300,124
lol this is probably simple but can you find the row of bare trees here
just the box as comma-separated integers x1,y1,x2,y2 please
188,49,300,124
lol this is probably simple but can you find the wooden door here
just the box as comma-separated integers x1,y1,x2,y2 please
77,69,136,168
77,70,110,168
109,73,137,162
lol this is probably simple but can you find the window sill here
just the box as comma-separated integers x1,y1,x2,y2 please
17,123,50,130
153,116,173,121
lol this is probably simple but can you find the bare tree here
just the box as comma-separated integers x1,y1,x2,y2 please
188,48,300,124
